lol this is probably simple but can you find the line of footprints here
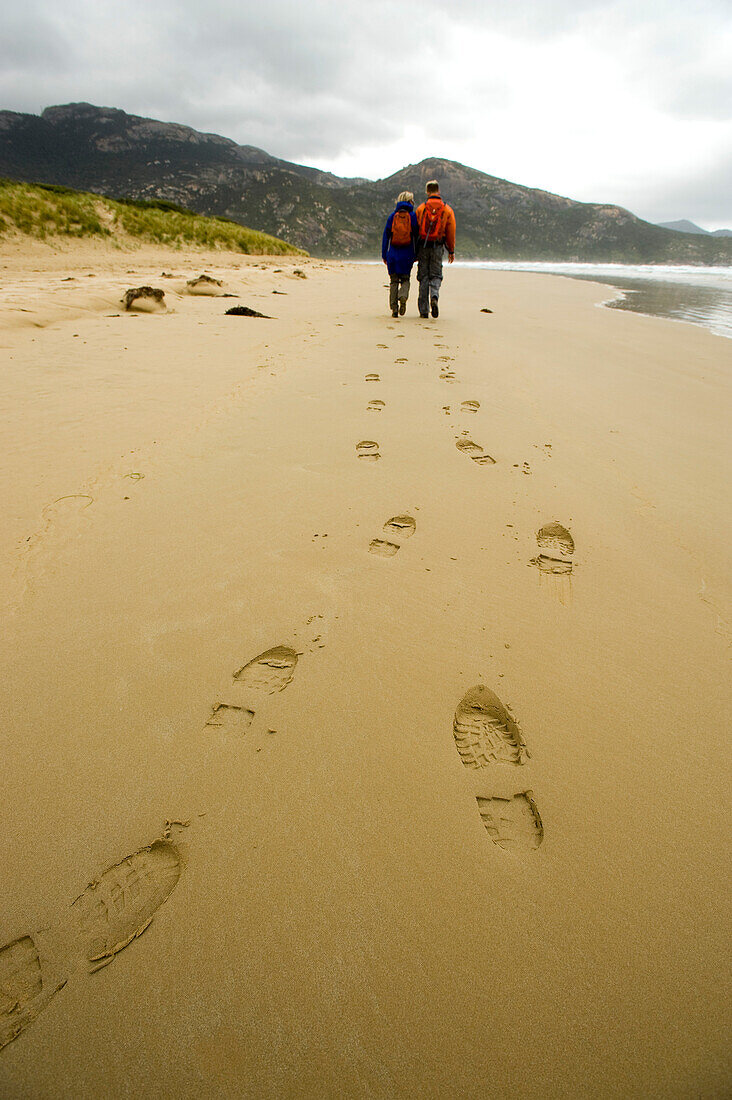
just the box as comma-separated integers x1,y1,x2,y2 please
362,340,576,576
365,512,575,577
2,321,577,1055
0,647,301,1055
361,347,495,467
0,620,568,1054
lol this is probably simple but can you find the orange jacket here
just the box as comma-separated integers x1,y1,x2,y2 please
416,195,456,254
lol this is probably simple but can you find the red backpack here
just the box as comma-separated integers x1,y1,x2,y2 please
391,209,412,247
419,195,447,242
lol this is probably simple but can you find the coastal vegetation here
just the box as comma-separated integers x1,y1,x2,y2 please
0,179,306,254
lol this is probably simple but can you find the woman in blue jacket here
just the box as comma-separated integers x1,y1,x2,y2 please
382,191,419,317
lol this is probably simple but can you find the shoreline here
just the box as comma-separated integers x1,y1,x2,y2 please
1,242,730,1097
351,256,732,340
455,259,732,340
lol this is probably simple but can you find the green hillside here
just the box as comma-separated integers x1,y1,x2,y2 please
0,179,306,255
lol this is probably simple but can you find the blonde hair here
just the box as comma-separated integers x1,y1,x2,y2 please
397,191,414,203
425,180,440,193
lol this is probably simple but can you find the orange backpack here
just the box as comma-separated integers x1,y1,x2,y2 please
391,209,412,247
419,196,447,242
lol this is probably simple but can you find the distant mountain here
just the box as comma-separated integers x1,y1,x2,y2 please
658,219,732,239
2,103,732,263
657,219,709,235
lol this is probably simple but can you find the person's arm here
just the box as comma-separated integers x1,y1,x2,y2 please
444,206,456,261
411,211,420,247
382,215,392,263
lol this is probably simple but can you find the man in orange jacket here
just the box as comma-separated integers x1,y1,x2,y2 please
415,180,456,318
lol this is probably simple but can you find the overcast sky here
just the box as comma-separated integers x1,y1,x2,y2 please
2,0,731,228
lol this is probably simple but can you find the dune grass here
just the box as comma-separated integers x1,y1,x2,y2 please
0,180,305,255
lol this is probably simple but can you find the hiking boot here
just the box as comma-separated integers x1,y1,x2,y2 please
419,312,428,319
391,307,399,318
430,297,439,318
399,299,407,315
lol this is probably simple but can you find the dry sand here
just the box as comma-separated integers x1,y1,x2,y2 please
0,240,730,1098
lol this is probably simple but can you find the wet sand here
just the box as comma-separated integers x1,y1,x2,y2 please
1,241,730,1098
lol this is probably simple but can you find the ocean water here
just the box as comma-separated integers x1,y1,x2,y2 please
459,262,732,340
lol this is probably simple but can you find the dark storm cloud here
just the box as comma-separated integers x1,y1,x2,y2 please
0,0,611,127
0,0,441,157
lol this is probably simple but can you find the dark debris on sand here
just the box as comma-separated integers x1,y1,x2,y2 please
225,306,272,318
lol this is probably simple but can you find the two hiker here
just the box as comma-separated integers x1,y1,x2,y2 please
381,180,456,318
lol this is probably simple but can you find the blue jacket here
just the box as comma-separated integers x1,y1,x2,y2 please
382,201,419,276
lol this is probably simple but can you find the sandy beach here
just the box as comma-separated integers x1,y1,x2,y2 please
0,240,730,1098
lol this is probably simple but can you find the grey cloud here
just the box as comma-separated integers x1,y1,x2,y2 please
427,0,610,37
610,4,732,122
0,8,73,77
664,74,732,122
159,0,442,96
1,0,730,222
615,148,732,226
3,0,730,135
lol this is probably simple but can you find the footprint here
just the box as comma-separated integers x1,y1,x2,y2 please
456,439,496,465
383,515,416,539
0,936,65,1052
476,793,544,850
365,373,380,383
533,522,574,574
368,540,400,557
22,493,96,568
461,400,480,414
70,838,181,972
369,515,416,557
233,646,298,695
356,441,380,462
452,690,543,851
208,646,299,738
367,400,385,412
453,686,529,767
205,703,254,735
1,831,182,1050
394,358,408,364
376,344,388,349
42,494,94,520
437,355,454,362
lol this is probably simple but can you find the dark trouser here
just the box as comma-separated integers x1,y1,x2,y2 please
389,273,410,312
417,242,444,315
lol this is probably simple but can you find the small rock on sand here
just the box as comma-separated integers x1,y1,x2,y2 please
122,286,166,312
186,274,224,296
